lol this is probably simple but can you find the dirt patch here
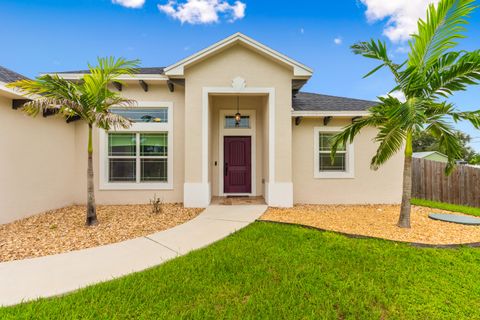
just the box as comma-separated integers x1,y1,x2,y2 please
0,204,203,262
260,205,480,245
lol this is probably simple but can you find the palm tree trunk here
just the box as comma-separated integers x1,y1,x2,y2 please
86,124,98,226
398,131,413,228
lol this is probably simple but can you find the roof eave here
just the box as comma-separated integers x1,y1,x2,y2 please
41,73,169,82
0,81,26,99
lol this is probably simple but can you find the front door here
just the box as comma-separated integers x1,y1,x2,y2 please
224,136,252,194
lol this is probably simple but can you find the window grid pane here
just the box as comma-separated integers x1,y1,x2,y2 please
109,133,136,156
319,153,346,172
225,116,250,128
319,133,345,152
109,159,136,182
141,159,168,182
140,133,168,156
110,107,168,123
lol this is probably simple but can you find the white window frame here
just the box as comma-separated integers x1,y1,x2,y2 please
99,101,174,190
314,126,355,179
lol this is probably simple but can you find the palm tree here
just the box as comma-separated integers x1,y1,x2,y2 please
9,57,140,226
331,0,480,228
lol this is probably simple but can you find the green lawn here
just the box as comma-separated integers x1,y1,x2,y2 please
2,222,480,319
412,198,480,217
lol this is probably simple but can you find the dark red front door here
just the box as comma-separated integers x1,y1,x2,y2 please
224,136,252,194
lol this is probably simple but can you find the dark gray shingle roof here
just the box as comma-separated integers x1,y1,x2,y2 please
293,92,377,112
0,66,28,83
54,67,165,75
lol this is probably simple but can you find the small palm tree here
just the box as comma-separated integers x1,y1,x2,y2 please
9,57,140,226
332,0,480,228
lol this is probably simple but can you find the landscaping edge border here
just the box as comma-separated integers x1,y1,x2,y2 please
257,219,480,249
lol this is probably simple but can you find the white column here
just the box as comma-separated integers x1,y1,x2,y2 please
183,88,211,208
264,88,293,207
184,183,211,208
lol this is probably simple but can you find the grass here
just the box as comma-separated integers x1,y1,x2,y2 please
2,222,480,319
412,198,480,217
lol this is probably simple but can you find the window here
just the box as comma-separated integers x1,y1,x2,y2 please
318,133,346,171
314,127,354,179
225,115,250,128
110,107,168,123
108,133,136,182
108,133,168,183
99,102,173,190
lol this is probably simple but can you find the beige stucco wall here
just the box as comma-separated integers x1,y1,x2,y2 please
184,43,293,186
0,95,76,224
72,83,186,205
292,117,403,204
209,95,265,196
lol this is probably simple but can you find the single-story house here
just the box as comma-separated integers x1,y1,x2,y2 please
413,151,448,163
0,33,403,224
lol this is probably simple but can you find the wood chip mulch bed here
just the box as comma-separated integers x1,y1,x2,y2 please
0,204,203,262
260,204,480,246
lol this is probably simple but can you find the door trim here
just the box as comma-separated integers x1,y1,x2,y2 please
218,109,256,197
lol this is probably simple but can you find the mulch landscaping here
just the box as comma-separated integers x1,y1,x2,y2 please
0,204,203,262
261,204,480,245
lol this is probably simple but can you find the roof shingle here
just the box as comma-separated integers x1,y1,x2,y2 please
293,92,376,112
54,67,165,75
0,66,28,83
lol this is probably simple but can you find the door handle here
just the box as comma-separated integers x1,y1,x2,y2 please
224,163,228,176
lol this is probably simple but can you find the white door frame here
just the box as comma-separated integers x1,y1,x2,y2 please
202,87,275,190
184,84,292,207
218,109,256,197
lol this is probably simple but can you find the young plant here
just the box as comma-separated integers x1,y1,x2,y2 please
9,57,140,226
150,194,164,214
332,0,480,228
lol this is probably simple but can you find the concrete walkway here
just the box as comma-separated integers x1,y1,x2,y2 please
0,205,267,307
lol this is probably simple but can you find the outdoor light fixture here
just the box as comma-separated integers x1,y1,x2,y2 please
235,96,241,127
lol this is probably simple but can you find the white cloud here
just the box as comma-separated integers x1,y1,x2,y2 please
334,37,342,45
384,90,406,102
158,0,246,24
395,45,410,54
112,0,145,8
359,0,439,42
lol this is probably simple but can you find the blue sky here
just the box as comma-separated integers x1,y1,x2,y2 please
1,0,479,150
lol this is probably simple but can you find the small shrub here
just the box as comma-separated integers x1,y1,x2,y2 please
150,194,164,214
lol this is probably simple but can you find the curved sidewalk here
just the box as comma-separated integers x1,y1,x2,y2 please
0,205,267,307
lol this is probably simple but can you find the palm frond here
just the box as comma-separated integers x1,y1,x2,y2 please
424,119,463,173
330,116,377,156
86,57,140,89
8,75,82,101
351,40,405,80
370,123,406,170
428,50,480,98
451,110,480,129
424,101,456,118
105,97,137,109
385,97,425,129
20,98,79,118
409,0,477,70
95,112,131,131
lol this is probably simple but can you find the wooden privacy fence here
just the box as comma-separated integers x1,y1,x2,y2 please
412,157,480,208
